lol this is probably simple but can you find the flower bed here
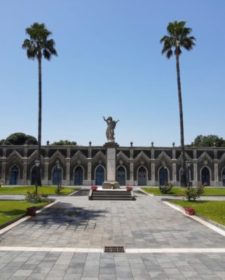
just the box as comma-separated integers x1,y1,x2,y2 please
126,186,133,192
184,207,195,215
91,185,98,191
26,206,37,216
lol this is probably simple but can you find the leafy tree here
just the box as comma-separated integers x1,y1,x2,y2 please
160,21,196,186
22,23,57,188
4,132,37,145
51,140,77,145
191,135,225,147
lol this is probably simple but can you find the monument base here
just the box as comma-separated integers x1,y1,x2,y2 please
102,181,120,189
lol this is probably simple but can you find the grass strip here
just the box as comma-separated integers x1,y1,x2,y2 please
171,200,225,226
0,200,48,226
0,186,76,195
143,187,225,196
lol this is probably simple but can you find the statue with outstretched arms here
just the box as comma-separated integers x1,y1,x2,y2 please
103,116,119,142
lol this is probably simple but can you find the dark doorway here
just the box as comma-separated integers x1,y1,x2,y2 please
52,166,62,185
201,167,210,186
116,166,126,185
159,167,168,186
9,166,19,185
138,167,147,186
222,169,225,186
74,166,83,185
95,165,105,185
31,167,36,185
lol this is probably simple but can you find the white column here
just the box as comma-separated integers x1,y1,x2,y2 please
23,158,28,185
66,158,70,184
172,161,177,184
214,161,219,186
87,159,92,185
193,161,198,186
151,162,155,185
43,157,49,185
129,161,134,185
1,158,6,184
107,148,116,181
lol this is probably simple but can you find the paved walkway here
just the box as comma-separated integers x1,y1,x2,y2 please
1,192,225,279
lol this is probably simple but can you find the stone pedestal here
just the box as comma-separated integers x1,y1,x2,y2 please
103,142,119,188
107,148,116,181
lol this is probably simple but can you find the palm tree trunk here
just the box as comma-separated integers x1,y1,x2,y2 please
175,53,186,186
37,55,42,186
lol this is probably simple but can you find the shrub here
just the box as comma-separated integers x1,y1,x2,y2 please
159,183,173,194
185,185,204,201
25,191,49,203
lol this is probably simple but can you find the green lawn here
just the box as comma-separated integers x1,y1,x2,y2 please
0,186,77,195
0,200,48,226
143,187,225,196
171,200,225,226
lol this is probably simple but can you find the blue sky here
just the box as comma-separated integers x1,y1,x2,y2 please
0,0,225,146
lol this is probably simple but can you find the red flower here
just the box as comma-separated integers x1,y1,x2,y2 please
126,186,133,192
91,185,97,191
184,207,195,215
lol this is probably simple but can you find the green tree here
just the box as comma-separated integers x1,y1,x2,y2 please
160,21,196,186
52,140,77,146
22,23,57,188
4,132,37,145
191,135,225,147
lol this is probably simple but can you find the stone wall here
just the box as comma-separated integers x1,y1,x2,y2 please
1,143,225,186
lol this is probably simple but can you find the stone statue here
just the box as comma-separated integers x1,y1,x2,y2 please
103,116,119,142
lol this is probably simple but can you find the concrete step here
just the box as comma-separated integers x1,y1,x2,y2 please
89,190,136,200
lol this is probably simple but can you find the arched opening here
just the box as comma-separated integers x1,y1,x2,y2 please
201,167,210,186
74,166,83,185
52,166,62,185
159,167,168,186
95,165,105,185
137,166,147,186
9,166,19,185
31,166,36,185
222,168,225,186
116,166,126,185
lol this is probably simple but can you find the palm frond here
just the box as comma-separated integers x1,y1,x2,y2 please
161,20,195,57
22,22,57,60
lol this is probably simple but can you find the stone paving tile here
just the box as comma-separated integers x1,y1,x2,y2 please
4,251,225,279
1,193,225,278
1,194,225,249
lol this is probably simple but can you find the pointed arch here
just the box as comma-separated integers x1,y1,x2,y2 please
73,165,84,185
95,165,105,185
92,151,106,164
157,151,172,162
134,151,150,163
116,165,127,185
49,150,66,164
9,165,20,185
117,151,129,162
198,152,213,163
200,166,211,186
158,166,169,186
51,164,63,185
71,150,87,163
7,150,23,161
137,166,147,186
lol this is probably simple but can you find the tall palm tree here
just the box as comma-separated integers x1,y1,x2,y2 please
22,23,57,188
160,21,195,186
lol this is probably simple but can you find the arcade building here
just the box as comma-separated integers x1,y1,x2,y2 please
1,142,225,186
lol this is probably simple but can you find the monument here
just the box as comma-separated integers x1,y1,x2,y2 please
103,116,119,189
